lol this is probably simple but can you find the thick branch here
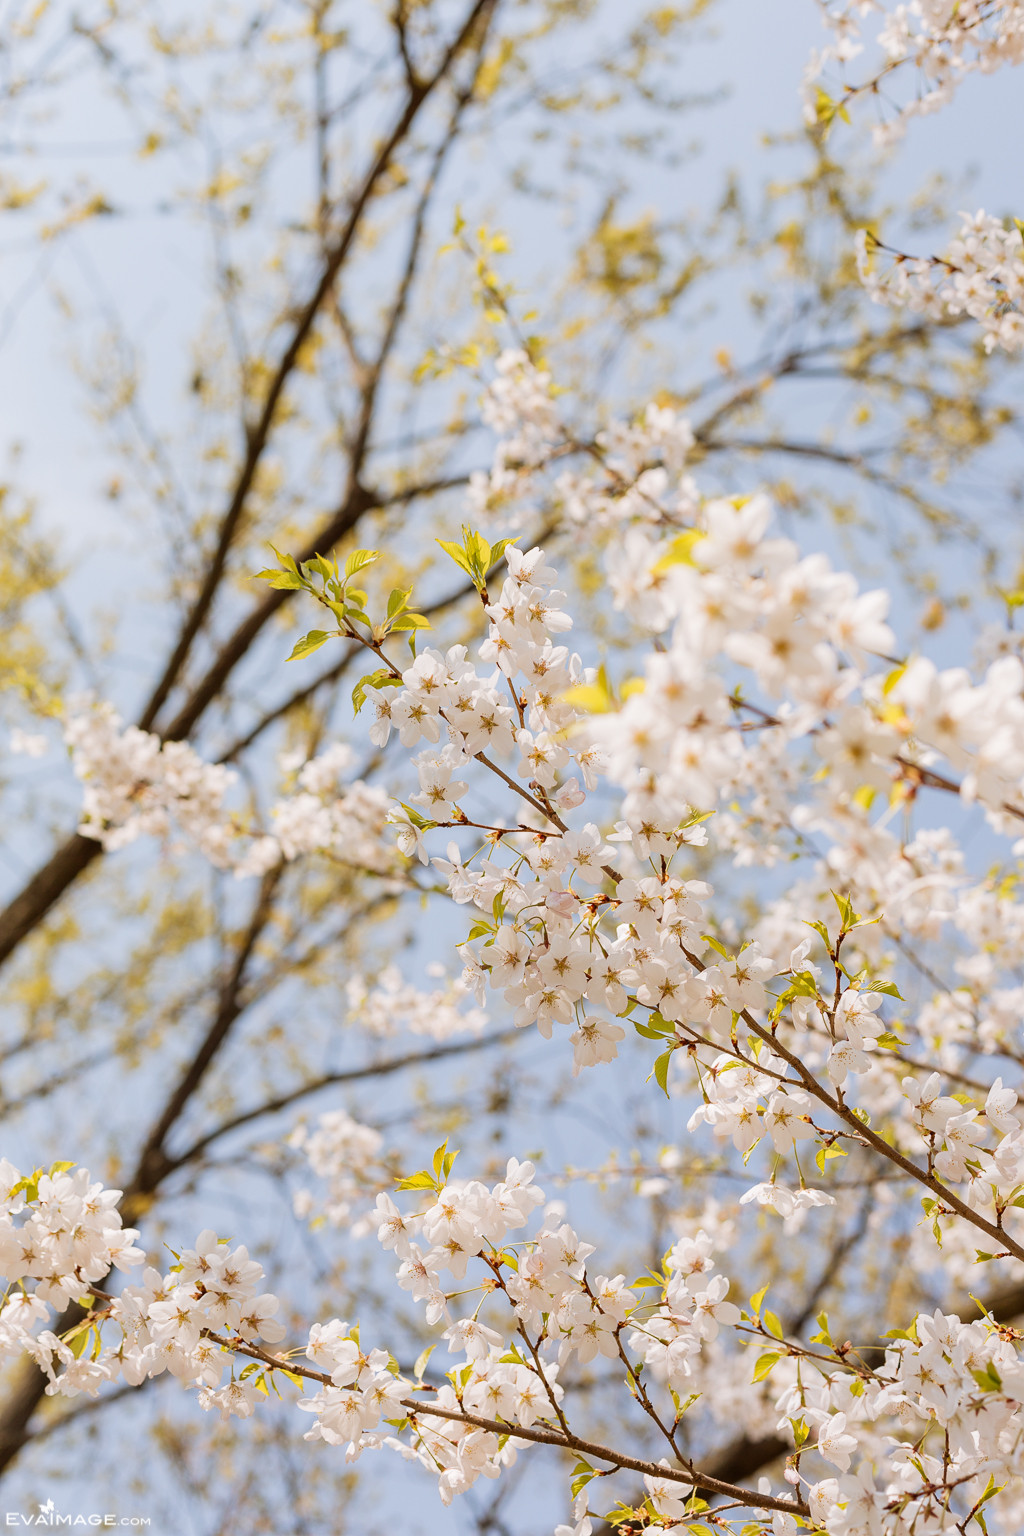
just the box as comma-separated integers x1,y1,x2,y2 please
119,866,282,1217
138,0,495,734
161,1027,519,1174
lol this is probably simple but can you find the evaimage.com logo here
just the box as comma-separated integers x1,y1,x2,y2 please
4,1500,149,1527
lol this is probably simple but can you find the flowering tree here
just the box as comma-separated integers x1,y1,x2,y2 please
2,2,1024,1533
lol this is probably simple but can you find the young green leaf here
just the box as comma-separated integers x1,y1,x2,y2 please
862,979,904,1000
287,630,330,661
651,1048,673,1098
389,612,432,632
352,670,402,715
344,549,380,577
254,567,304,590
413,1344,436,1381
830,889,858,930
436,539,475,577
394,1170,439,1193
486,536,520,573
751,1351,781,1382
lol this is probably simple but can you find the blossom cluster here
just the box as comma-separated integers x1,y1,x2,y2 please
362,542,602,814
64,707,395,882
288,1109,389,1231
466,349,698,530
344,964,487,1042
856,214,1024,354
65,701,238,866
369,1157,745,1509
806,1,1024,146
19,1143,1024,1534
0,1161,143,1318
233,746,393,879
29,305,1024,1536
0,1159,406,1446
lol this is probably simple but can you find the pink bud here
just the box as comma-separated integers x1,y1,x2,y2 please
555,777,586,809
545,890,577,918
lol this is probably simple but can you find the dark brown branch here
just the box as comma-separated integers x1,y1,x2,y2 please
138,0,496,736
119,865,282,1217
160,1027,519,1175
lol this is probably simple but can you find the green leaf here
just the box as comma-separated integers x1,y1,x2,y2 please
394,1169,438,1193
633,1014,675,1040
830,889,858,930
266,544,301,576
651,1049,672,1098
386,587,412,619
287,629,330,661
602,1503,640,1529
66,1322,95,1359
344,548,380,577
652,529,702,572
436,539,475,578
978,1473,1004,1508
561,683,612,714
486,536,521,573
48,1161,75,1177
749,1284,768,1318
763,1309,784,1341
389,612,432,632
414,1344,436,1381
397,801,433,830
862,979,904,1000
352,669,402,715
803,918,833,951
751,1351,781,1383
972,1363,1003,1393
304,552,336,582
428,1139,458,1188
770,969,820,1022
571,1459,596,1499
814,1142,847,1174
254,567,304,589
874,1031,904,1050
701,934,731,959
810,1311,831,1345
464,528,491,579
